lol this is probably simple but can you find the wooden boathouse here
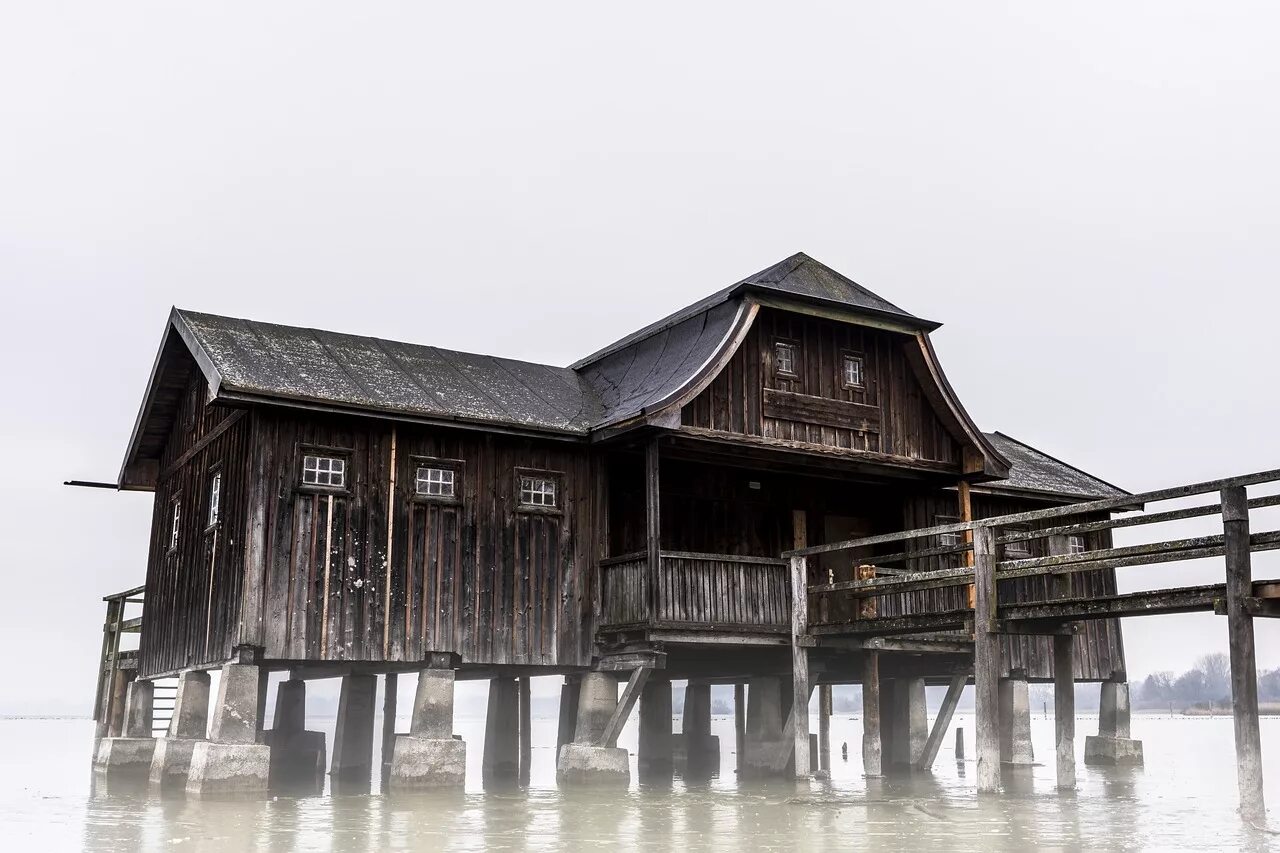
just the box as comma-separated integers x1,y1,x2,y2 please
85,252,1271,820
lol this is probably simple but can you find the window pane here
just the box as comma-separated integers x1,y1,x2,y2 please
844,355,863,387
208,473,221,525
303,455,345,487
416,466,456,498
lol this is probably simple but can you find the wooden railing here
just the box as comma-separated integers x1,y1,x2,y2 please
599,551,790,631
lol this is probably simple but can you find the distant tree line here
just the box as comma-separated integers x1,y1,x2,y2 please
1135,653,1280,709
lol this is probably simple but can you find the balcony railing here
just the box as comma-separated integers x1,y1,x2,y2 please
599,550,790,632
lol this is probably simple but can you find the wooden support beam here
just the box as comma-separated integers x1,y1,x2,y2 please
917,673,967,771
863,650,882,777
790,553,811,778
1222,486,1265,823
519,676,532,783
973,525,1001,793
959,480,975,608
380,673,398,785
645,438,661,625
1048,534,1077,791
818,684,832,773
599,667,651,748
735,683,747,774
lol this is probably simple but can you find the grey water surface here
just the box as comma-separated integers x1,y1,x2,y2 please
3,713,1278,851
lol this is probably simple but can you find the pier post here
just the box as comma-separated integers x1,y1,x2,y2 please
1084,676,1143,766
94,678,156,781
264,677,326,792
638,677,673,780
734,683,747,773
557,675,580,751
482,677,521,783
557,672,629,785
149,670,210,789
862,651,882,777
680,680,719,773
186,662,270,796
973,525,1002,793
389,666,465,789
518,677,532,785
1048,534,1077,790
330,673,377,791
998,672,1034,766
789,553,811,778
1221,485,1265,823
817,684,832,774
381,673,397,785
743,676,786,777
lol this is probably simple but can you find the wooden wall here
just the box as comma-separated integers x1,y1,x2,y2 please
681,308,962,464
138,367,252,677
246,413,598,669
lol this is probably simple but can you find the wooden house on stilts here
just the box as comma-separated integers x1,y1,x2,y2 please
91,252,1147,797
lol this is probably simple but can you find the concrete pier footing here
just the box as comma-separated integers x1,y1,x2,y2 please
556,672,628,785
1085,681,1144,766
677,680,719,774
264,678,325,791
638,678,674,780
390,668,465,789
331,674,377,792
483,677,521,783
742,676,786,777
999,675,1035,766
149,670,210,789
94,679,156,782
186,664,270,797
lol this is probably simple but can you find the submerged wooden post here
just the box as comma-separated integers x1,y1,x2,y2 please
1048,534,1076,791
790,554,811,778
862,650,882,777
1222,485,1265,823
972,525,1002,793
817,684,832,773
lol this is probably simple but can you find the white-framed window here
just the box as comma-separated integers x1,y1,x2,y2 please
207,472,221,526
1004,526,1032,558
302,454,346,488
842,353,865,388
415,465,455,498
519,475,558,509
1067,534,1087,555
936,515,961,547
169,500,181,552
774,341,797,377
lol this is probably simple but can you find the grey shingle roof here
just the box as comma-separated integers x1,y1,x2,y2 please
983,432,1129,500
175,310,603,434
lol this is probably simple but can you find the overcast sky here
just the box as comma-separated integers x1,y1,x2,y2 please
3,3,1278,715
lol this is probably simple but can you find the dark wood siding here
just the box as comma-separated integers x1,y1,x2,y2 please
681,308,962,465
254,413,597,668
138,370,252,678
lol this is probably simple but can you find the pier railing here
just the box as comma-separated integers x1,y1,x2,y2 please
599,551,790,632
782,467,1280,820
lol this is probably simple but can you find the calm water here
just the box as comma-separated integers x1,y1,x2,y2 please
2,713,1278,851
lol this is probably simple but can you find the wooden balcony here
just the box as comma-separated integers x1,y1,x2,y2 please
599,550,790,635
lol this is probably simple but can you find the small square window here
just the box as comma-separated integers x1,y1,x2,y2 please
169,500,181,552
774,341,798,377
415,466,456,498
207,472,221,526
842,354,865,388
1067,534,1087,555
936,515,961,547
302,454,346,488
519,475,558,509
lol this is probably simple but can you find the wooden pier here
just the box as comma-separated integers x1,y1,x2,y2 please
787,468,1280,822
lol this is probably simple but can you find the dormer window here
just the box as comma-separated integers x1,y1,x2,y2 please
774,341,798,378
842,353,865,389
302,454,346,488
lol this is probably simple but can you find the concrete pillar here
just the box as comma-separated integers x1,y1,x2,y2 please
817,684,832,774
678,680,719,773
742,676,785,777
734,684,747,774
186,663,271,796
149,670,210,789
331,674,378,791
557,672,628,785
881,677,927,770
380,673,398,785
264,678,325,793
638,678,673,780
94,679,157,782
518,677,532,785
999,675,1034,766
390,668,465,789
1085,680,1144,766
482,677,520,783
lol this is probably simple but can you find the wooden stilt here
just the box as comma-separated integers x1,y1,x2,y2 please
1222,486,1265,823
790,553,811,778
917,673,966,771
518,677,532,783
973,525,1002,793
734,683,746,773
818,684,831,773
1048,534,1076,791
862,651,882,777
381,672,398,785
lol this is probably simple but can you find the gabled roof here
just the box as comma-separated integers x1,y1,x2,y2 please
982,432,1130,501
572,252,938,367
